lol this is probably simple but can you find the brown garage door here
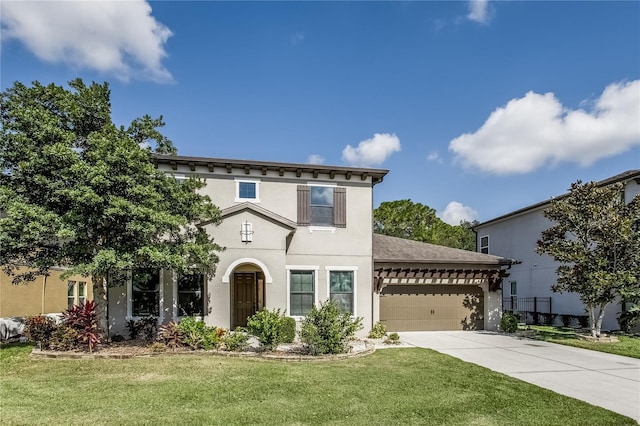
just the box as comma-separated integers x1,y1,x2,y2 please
380,284,484,331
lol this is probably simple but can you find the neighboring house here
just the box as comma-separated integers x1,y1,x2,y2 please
0,267,93,318
473,170,640,331
100,154,515,336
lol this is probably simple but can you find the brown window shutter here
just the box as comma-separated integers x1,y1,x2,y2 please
334,187,346,228
297,185,310,226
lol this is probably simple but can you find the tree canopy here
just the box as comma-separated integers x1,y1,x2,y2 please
536,180,640,337
0,79,222,333
373,199,477,251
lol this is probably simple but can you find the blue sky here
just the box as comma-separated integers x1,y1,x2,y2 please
2,1,639,224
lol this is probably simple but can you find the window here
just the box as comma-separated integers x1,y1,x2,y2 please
131,269,160,317
67,280,88,310
510,281,517,296
235,179,260,202
177,272,205,317
289,270,315,316
328,270,356,315
480,235,489,254
297,185,346,228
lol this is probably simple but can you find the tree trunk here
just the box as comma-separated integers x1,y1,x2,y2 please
92,274,109,339
589,305,597,338
595,302,607,338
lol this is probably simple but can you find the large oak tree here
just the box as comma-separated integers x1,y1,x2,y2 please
0,79,223,335
537,180,640,337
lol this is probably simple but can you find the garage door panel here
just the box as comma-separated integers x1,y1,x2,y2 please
380,285,484,332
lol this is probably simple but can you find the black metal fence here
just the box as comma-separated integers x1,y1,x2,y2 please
502,297,552,325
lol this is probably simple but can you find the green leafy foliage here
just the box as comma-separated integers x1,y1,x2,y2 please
24,316,57,348
49,325,79,351
127,316,158,341
384,332,400,344
177,317,221,350
222,328,250,352
537,180,640,337
500,312,519,333
280,316,297,344
0,79,223,334
368,321,387,339
373,199,477,250
246,308,286,350
300,300,363,355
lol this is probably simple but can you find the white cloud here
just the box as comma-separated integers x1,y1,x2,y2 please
307,154,325,165
342,133,401,167
467,0,490,24
449,80,640,175
1,0,173,83
427,151,442,163
440,201,478,225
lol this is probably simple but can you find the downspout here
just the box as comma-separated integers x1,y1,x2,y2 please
41,275,47,315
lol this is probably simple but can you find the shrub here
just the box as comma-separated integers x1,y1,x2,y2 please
300,300,363,355
247,308,286,350
368,322,387,339
500,312,518,333
24,316,57,349
385,332,400,345
49,325,79,351
126,316,158,341
159,321,184,351
281,316,297,344
177,317,221,350
63,300,102,352
223,328,250,352
619,307,640,333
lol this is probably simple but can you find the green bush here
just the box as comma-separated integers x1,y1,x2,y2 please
300,300,363,355
247,308,286,350
281,316,297,343
49,325,79,351
223,328,250,352
385,332,400,345
368,321,387,339
177,317,221,350
501,312,519,333
24,316,57,349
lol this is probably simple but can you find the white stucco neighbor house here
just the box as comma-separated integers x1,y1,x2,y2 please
106,154,515,337
473,170,640,331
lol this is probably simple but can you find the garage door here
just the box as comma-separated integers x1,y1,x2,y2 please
380,284,484,331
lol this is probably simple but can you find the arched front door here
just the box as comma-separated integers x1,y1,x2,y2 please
232,267,265,328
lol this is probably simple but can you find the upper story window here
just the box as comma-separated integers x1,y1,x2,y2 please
480,235,489,254
235,179,260,203
297,184,346,228
510,281,517,296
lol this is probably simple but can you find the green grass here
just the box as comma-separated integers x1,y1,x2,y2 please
0,343,635,425
528,326,640,359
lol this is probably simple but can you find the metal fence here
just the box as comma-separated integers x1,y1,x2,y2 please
502,297,552,325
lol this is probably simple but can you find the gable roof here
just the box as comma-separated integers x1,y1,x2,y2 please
373,233,515,266
219,202,297,230
475,169,640,228
154,154,389,186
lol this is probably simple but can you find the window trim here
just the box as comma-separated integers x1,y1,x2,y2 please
127,269,164,322
235,178,260,203
480,235,489,254
286,265,319,319
172,271,206,319
326,266,358,316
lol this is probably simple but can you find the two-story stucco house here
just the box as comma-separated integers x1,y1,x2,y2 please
473,170,640,331
106,154,515,337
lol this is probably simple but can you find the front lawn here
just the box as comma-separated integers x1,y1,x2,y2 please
0,343,634,425
528,326,640,359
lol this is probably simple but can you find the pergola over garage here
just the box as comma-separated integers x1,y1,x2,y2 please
373,234,516,332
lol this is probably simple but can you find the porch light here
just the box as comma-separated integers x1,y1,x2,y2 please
241,221,254,243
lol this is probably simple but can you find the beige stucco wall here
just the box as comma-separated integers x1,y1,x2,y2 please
0,268,93,318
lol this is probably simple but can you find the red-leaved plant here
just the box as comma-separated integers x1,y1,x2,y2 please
63,300,102,352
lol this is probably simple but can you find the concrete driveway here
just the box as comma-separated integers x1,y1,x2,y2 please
397,331,640,423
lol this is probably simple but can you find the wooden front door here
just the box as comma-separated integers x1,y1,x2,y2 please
233,273,257,328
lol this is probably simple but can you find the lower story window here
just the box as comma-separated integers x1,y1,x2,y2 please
178,272,205,316
132,269,160,317
329,271,354,314
67,280,87,310
290,270,315,316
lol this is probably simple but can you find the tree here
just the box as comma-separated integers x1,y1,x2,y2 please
0,79,223,335
537,180,640,337
373,199,476,250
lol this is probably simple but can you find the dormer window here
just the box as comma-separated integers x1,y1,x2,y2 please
235,179,260,203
